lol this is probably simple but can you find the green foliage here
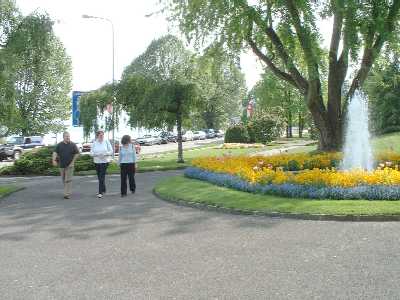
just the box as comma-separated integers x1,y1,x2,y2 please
253,71,308,137
247,111,283,144
162,0,400,150
224,125,249,143
196,44,246,129
3,12,72,135
0,0,20,134
117,35,201,162
364,56,400,135
79,84,118,139
1,146,93,175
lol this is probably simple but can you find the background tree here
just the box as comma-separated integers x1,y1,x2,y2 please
163,0,400,150
196,45,246,129
253,71,308,138
79,84,119,139
118,35,199,163
0,0,20,135
364,54,400,135
4,12,72,135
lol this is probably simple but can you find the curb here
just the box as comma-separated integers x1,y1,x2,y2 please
153,189,400,222
0,186,25,200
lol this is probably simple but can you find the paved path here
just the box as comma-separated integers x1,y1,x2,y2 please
1,172,400,299
254,140,317,156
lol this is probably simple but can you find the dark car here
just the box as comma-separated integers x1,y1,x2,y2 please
159,132,177,143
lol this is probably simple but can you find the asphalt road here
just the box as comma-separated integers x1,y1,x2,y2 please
1,172,400,299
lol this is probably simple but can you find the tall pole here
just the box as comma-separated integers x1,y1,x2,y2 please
111,20,115,159
82,14,115,159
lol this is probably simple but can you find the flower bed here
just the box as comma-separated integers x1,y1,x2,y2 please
187,152,400,200
185,167,400,200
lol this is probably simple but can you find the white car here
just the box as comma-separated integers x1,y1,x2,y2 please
182,130,194,142
193,131,206,140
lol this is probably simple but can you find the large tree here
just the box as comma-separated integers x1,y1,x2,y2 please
4,12,72,135
163,0,400,150
118,35,199,163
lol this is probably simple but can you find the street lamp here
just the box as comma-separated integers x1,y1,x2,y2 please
82,14,116,158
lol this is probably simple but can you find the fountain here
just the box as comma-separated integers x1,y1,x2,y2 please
341,90,374,171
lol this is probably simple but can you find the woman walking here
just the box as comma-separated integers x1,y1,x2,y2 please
119,135,137,197
90,130,113,198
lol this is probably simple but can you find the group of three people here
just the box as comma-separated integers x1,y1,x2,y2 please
52,131,137,199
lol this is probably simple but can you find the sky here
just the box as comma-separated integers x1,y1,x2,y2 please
16,0,263,91
15,0,331,142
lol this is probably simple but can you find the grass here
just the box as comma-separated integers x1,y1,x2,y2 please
372,132,400,153
75,144,280,175
154,176,400,216
0,185,22,198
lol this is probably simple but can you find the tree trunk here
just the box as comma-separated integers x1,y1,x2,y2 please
176,110,184,163
298,113,303,138
308,96,342,151
286,110,293,138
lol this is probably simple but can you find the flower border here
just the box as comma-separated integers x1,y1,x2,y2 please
184,167,400,201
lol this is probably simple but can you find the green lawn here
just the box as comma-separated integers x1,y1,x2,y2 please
0,185,21,198
372,132,400,153
75,144,278,175
154,176,400,216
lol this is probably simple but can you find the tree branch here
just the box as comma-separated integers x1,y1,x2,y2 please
246,3,308,93
263,26,308,93
346,0,400,99
247,38,300,91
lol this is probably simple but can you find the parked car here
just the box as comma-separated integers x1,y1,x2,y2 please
159,131,177,143
81,141,92,153
215,130,224,138
204,129,216,139
193,131,206,140
0,136,44,160
136,135,161,146
182,130,194,142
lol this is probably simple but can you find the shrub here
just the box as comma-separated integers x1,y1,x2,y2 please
247,112,283,144
1,145,96,175
224,125,249,143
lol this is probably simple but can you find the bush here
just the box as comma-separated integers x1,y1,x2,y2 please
224,125,250,143
0,146,96,175
247,117,281,144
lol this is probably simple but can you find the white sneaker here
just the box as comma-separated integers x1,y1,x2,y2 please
97,194,103,198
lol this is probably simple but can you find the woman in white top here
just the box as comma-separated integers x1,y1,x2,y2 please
90,130,113,198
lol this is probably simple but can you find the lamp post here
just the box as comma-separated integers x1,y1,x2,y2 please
82,14,116,158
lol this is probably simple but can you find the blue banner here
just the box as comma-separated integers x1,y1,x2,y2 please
72,91,85,127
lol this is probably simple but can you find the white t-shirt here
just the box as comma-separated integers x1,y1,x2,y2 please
90,140,113,163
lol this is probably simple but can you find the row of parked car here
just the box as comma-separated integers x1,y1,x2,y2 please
133,129,223,146
0,129,225,160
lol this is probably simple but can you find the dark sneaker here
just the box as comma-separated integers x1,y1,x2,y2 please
121,194,127,197
63,195,70,199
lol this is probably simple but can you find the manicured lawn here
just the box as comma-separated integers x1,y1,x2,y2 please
0,185,21,198
372,132,400,153
154,176,400,216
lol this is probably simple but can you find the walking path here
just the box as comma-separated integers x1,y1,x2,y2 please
254,140,317,156
0,171,399,299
